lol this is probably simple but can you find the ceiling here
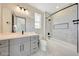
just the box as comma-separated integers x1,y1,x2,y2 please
29,3,72,14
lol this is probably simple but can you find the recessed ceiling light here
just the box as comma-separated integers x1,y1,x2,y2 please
56,6,59,9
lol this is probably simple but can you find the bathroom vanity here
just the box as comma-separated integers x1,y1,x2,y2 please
0,32,39,56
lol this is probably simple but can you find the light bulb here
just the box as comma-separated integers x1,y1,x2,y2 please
25,10,29,15
22,8,24,12
16,6,20,12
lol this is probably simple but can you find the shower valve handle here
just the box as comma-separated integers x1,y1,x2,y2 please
73,20,79,24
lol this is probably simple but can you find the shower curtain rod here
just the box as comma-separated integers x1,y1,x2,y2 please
46,3,78,19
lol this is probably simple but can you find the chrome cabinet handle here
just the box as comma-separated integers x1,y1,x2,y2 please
20,44,24,52
20,45,21,52
23,44,24,51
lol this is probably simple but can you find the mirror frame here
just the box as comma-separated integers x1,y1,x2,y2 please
12,14,26,33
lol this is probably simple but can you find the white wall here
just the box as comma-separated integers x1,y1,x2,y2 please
0,3,45,40
45,12,53,39
2,4,43,33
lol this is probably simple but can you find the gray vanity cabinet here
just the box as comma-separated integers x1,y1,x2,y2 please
8,35,39,56
10,37,30,56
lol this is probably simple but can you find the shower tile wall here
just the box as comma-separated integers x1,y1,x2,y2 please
52,5,77,46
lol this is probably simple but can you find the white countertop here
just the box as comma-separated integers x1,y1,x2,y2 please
0,32,38,41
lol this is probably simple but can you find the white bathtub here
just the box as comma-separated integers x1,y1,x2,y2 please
44,38,78,56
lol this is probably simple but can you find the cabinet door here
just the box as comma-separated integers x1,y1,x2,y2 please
10,39,21,56
0,47,8,56
10,44,21,56
0,4,1,33
0,4,1,18
0,18,1,33
10,37,31,56
0,40,8,48
21,37,30,56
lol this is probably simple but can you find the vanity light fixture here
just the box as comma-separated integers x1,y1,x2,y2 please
17,5,29,15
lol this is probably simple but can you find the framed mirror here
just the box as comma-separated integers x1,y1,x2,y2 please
12,14,26,32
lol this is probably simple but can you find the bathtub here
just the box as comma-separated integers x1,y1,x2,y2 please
40,38,78,56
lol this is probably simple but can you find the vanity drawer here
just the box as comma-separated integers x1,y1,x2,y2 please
31,43,38,49
21,37,30,43
31,42,38,48
31,35,39,42
31,46,38,54
0,47,8,56
0,40,8,47
10,38,21,45
31,39,38,44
